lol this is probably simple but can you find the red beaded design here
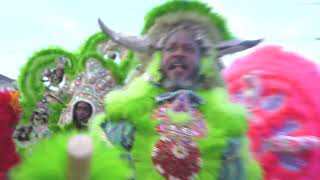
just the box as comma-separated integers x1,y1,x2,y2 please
151,93,207,180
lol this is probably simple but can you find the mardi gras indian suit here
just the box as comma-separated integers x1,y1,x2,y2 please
93,1,262,180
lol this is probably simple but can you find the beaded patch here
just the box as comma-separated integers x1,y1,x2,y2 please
152,92,207,179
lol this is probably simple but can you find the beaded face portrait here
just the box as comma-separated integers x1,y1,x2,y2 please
58,59,116,127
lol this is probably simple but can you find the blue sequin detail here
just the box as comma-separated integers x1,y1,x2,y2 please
260,94,284,111
279,154,306,171
272,120,304,171
274,120,300,136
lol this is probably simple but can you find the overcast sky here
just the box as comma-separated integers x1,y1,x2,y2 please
0,0,319,78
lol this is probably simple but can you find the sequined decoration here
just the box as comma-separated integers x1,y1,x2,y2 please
151,93,207,180
263,120,307,172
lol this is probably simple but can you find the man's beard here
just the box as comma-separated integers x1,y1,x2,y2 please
159,54,201,90
159,65,199,90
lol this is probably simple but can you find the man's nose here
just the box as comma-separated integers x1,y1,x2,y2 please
172,49,186,59
175,47,186,54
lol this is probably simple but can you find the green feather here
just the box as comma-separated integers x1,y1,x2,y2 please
10,132,131,180
78,32,109,55
17,48,78,124
141,0,233,40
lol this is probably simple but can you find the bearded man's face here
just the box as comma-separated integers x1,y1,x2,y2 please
161,30,200,90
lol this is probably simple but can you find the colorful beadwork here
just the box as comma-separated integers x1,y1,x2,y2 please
151,92,207,179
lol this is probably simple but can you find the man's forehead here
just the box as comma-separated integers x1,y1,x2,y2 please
165,30,195,44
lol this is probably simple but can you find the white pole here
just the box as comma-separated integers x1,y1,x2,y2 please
67,134,92,180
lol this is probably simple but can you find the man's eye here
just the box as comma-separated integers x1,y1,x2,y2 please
166,46,176,51
184,46,195,53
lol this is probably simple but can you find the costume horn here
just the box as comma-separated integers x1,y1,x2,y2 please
216,39,263,57
98,18,156,52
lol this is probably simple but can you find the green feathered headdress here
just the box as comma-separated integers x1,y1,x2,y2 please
141,0,233,49
98,0,262,67
97,1,234,87
98,0,231,56
142,1,232,37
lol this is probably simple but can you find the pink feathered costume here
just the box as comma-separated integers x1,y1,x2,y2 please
224,46,320,180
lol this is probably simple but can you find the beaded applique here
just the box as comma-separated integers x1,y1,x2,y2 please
151,92,207,180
